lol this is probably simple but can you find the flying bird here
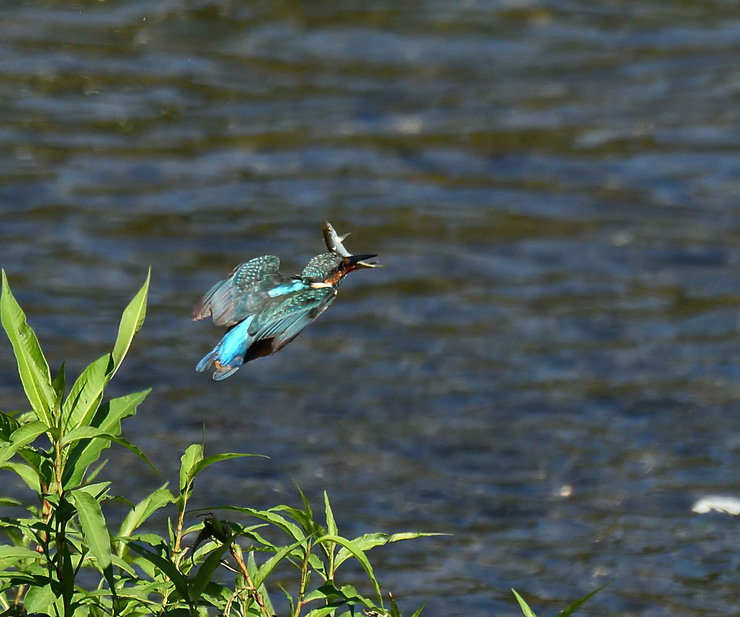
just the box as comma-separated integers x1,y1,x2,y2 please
193,221,380,380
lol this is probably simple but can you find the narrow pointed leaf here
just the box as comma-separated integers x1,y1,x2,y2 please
117,487,176,557
62,389,150,488
512,589,538,617
63,354,110,429
252,538,306,589
52,362,66,400
411,600,429,617
1,271,55,427
0,461,41,492
179,443,203,496
244,550,275,615
73,490,112,570
324,492,338,536
0,545,42,561
555,581,610,617
125,540,190,603
316,535,382,605
305,608,345,617
64,272,150,430
0,421,47,467
335,532,443,569
188,542,231,604
111,269,150,376
190,452,264,483
61,425,117,447
60,426,156,474
218,506,306,542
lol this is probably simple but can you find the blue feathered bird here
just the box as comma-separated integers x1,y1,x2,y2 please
193,222,379,380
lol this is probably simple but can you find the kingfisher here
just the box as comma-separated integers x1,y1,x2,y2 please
193,221,380,380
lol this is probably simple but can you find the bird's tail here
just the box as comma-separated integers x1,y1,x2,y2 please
196,316,253,381
195,345,242,381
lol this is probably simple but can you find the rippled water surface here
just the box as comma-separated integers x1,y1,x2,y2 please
1,2,739,615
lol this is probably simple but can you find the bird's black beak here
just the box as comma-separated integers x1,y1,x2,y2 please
347,253,382,269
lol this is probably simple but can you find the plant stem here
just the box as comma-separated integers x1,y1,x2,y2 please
230,543,271,617
173,492,188,558
293,540,312,617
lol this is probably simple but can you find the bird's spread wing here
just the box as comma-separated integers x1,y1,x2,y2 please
249,287,338,353
193,255,282,326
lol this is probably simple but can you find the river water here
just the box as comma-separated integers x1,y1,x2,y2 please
1,2,738,616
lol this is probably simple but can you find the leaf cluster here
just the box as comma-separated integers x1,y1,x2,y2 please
0,269,602,617
0,270,432,617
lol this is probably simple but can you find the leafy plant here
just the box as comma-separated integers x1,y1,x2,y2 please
0,270,434,617
0,269,602,617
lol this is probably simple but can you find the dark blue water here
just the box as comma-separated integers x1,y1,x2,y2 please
1,2,738,615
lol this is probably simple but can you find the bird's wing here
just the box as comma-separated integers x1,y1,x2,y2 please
249,287,338,352
192,255,282,326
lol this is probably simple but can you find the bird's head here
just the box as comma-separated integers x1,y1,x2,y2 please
301,252,379,287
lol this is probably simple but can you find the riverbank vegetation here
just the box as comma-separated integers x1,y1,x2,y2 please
0,271,598,616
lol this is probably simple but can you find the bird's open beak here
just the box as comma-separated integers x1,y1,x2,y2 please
347,253,382,269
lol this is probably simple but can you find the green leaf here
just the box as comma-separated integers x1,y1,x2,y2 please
116,487,176,558
1,271,56,427
179,443,203,496
61,427,156,476
305,608,342,617
246,550,275,615
189,452,264,486
321,491,338,571
410,600,429,617
76,480,112,499
303,582,372,609
73,489,112,570
273,498,320,538
108,553,137,576
111,269,150,380
334,532,443,569
0,421,48,467
62,389,151,488
187,542,231,604
512,589,538,617
64,271,150,431
63,354,110,430
22,583,57,614
324,491,337,536
251,538,306,589
0,411,21,441
0,545,41,561
52,362,66,401
316,535,382,606
0,461,41,492
554,582,611,617
125,540,191,605
61,425,118,447
219,506,306,543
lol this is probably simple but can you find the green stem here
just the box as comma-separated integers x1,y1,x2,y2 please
173,492,188,559
293,540,312,617
230,543,270,617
